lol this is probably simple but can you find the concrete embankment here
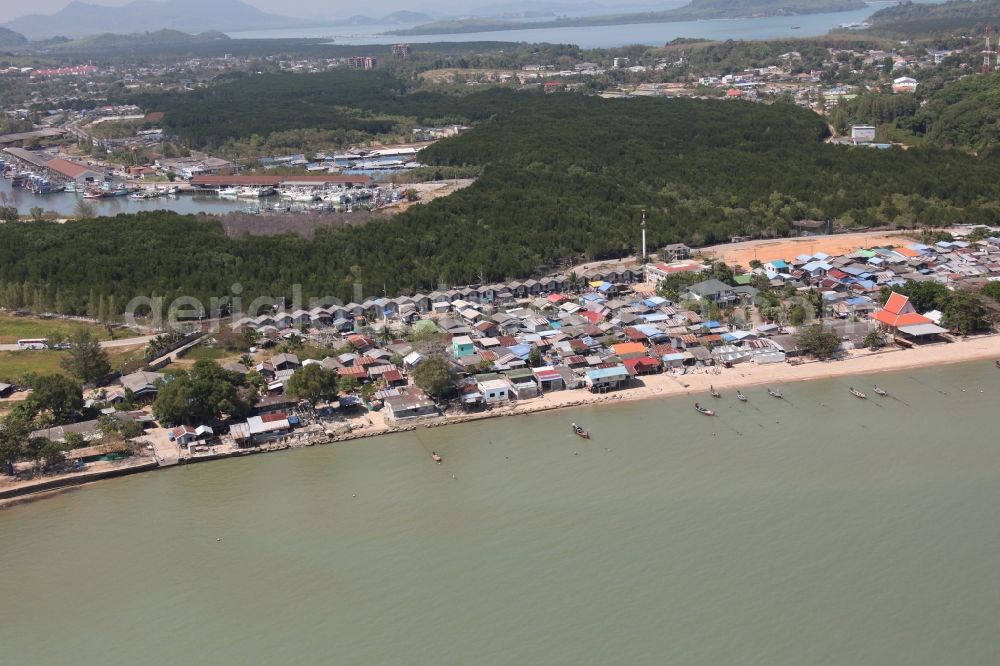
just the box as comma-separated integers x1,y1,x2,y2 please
0,458,160,504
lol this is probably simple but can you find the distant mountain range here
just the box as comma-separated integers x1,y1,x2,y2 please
2,0,307,40
0,27,28,49
340,11,434,26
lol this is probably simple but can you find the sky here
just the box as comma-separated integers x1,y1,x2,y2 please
0,0,469,23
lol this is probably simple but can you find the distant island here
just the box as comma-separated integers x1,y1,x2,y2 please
833,0,1000,39
37,30,231,52
868,0,1000,24
387,0,868,35
341,11,434,26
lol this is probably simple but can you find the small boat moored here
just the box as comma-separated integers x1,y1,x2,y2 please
431,451,442,463
736,390,748,402
694,402,715,416
849,387,868,399
767,388,783,399
995,360,1000,369
709,385,721,398
873,386,888,396
571,423,590,439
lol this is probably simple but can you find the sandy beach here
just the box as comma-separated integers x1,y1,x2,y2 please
467,335,1000,419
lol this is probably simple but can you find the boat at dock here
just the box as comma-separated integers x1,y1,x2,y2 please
873,386,888,396
694,402,715,416
571,423,590,439
710,385,721,398
849,387,867,399
28,175,64,194
736,390,748,402
767,388,783,399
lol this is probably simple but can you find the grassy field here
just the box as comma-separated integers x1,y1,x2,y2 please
0,346,147,383
172,344,239,368
0,312,111,344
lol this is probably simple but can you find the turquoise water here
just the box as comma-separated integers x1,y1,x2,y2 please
2,361,999,664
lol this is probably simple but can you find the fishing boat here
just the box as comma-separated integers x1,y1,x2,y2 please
873,386,888,396
28,176,63,194
736,390,748,402
709,385,721,398
571,423,590,439
767,388,783,399
217,186,240,197
849,387,868,399
694,402,715,416
83,189,106,199
431,451,442,463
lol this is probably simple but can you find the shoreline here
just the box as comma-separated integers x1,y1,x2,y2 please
4,335,1000,508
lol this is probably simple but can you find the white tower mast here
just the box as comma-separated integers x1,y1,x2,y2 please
641,209,647,263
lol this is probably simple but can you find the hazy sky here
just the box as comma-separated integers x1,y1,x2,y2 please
0,0,465,23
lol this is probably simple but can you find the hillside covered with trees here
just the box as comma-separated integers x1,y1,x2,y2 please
3,95,1000,316
834,73,1000,153
861,0,1000,38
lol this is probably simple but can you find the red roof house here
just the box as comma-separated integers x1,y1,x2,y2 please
623,356,662,376
872,292,932,329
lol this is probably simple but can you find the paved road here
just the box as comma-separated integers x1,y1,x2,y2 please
0,334,156,352
145,334,204,367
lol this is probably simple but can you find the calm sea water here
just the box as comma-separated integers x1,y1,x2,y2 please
0,178,247,217
2,361,1000,665
227,2,921,48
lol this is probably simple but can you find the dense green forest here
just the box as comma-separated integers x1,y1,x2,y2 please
129,71,532,150
907,74,1000,152
3,95,1000,315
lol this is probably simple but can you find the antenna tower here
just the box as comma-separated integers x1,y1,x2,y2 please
984,27,994,75
641,209,647,263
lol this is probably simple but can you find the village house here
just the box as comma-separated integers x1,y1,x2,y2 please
119,370,165,400
871,292,948,343
477,376,511,404
383,388,438,421
584,365,631,392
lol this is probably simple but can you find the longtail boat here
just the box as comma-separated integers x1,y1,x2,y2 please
695,402,715,416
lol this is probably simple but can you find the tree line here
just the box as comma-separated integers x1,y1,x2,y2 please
4,96,1000,315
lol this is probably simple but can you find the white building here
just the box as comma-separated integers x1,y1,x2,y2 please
850,125,876,144
477,378,510,404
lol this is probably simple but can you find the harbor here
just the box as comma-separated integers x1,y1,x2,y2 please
0,153,407,217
